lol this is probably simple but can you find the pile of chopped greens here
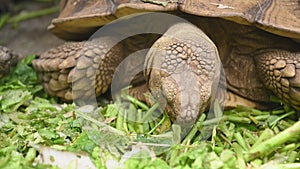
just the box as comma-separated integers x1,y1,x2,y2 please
0,56,299,169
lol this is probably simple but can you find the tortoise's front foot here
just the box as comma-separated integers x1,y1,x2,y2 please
254,49,300,109
32,37,124,101
145,22,221,125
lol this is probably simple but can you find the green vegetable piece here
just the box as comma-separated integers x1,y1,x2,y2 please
245,120,300,161
182,114,206,145
225,115,252,124
0,89,32,112
251,128,274,149
232,143,246,169
220,150,237,168
24,148,36,164
234,132,249,151
287,151,298,163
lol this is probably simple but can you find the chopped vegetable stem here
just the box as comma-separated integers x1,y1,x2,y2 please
234,132,249,151
245,120,300,161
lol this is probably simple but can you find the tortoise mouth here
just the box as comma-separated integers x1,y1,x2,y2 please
168,90,211,126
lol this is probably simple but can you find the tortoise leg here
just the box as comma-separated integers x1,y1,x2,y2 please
254,49,300,109
144,22,221,125
128,83,152,104
32,37,124,101
224,91,269,109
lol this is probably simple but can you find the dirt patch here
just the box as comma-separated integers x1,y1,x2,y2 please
0,1,64,57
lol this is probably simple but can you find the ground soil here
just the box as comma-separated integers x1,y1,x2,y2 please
0,1,64,57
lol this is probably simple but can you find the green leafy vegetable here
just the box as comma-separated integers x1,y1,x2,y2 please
0,55,299,169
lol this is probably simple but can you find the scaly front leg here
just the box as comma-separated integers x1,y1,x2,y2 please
32,37,124,101
254,49,300,109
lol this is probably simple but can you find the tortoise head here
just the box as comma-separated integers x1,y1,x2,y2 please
145,22,221,126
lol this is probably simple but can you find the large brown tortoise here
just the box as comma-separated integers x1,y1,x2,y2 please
12,0,300,124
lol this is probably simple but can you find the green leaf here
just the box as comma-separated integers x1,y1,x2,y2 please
67,132,97,153
0,89,32,112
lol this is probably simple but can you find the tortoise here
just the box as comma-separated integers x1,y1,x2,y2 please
0,46,19,79
31,0,300,124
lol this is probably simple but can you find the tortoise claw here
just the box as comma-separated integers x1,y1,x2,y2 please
254,49,300,108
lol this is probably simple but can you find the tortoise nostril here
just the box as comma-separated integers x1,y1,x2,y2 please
177,105,199,124
186,106,192,116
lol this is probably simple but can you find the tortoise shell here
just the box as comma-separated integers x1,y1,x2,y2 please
49,0,300,40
